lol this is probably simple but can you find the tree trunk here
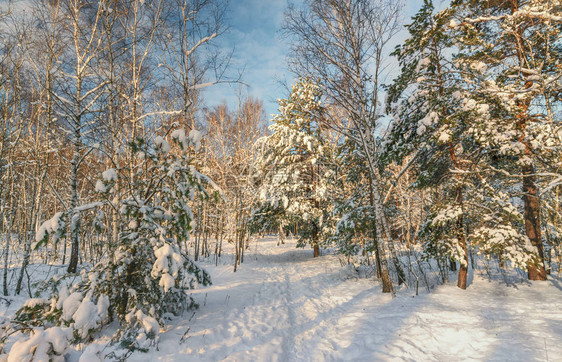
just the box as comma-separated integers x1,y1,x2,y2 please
218,212,224,258
16,233,32,295
456,188,468,289
233,198,239,272
238,210,245,264
523,161,547,280
370,182,393,293
508,0,547,282
2,174,16,296
313,244,320,258
450,259,457,271
451,231,468,288
371,225,383,278
457,265,468,289
68,136,81,274
3,213,13,296
2,232,10,296
312,222,320,258
278,223,285,246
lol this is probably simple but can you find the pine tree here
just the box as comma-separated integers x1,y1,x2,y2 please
385,0,478,288
257,77,335,257
331,136,374,258
446,0,562,280
17,128,213,351
384,0,551,287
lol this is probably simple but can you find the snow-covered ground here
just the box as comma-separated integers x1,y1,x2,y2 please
125,237,562,361
1,237,560,360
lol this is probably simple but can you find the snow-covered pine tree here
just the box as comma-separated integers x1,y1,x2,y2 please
444,0,562,280
11,128,212,354
330,136,374,258
257,77,335,257
384,0,541,288
384,0,477,289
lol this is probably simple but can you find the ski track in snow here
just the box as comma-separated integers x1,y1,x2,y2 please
128,237,562,361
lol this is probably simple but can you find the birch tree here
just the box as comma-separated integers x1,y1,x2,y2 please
283,0,404,292
52,0,108,273
0,7,26,295
158,0,230,130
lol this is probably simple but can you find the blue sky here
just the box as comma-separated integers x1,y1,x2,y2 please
203,0,291,118
203,1,430,119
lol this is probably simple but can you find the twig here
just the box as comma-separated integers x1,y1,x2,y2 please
0,296,11,306
179,311,197,344
179,326,191,344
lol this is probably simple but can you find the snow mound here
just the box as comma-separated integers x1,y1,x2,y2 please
339,263,358,280
7,327,72,362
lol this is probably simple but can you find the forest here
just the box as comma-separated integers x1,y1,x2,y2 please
0,0,561,360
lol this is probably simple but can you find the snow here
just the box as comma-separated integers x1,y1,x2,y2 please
78,344,103,362
94,180,106,193
57,285,69,309
72,298,100,338
154,136,171,154
7,327,72,362
22,298,49,308
36,212,64,242
470,60,487,73
415,57,431,72
101,169,117,182
188,129,202,151
137,311,159,336
125,237,562,362
438,129,451,143
1,238,561,361
128,220,138,230
96,295,109,322
171,129,188,149
152,243,184,292
62,292,83,322
159,273,175,293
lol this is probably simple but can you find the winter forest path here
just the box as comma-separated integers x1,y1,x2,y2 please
132,237,562,361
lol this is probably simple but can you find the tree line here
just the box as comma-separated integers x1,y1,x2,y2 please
259,0,561,293
0,0,561,358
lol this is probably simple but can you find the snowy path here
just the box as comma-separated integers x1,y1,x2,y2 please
132,237,562,361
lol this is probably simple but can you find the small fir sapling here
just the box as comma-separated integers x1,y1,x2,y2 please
9,128,214,355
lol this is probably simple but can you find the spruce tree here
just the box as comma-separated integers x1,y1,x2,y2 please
257,77,335,257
